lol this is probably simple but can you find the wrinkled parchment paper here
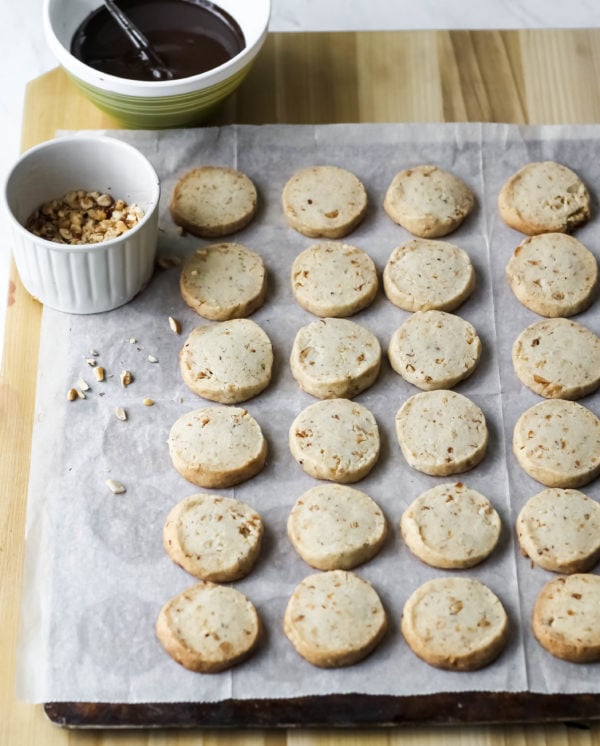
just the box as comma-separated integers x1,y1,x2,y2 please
17,123,599,703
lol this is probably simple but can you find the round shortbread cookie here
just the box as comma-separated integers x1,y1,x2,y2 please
512,318,600,400
401,577,509,671
282,165,368,239
290,241,378,317
169,166,257,238
513,399,600,488
180,243,266,321
383,165,475,238
383,239,475,312
156,581,261,672
506,233,598,317
532,574,600,663
400,482,501,569
168,406,267,488
498,161,590,235
289,398,380,483
516,488,600,574
163,493,264,582
179,319,274,404
287,484,387,570
395,390,488,476
284,570,387,667
290,317,381,399
388,310,481,390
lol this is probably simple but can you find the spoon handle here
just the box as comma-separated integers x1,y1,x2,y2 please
103,0,173,79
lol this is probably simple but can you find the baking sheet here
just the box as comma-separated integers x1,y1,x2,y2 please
16,122,599,704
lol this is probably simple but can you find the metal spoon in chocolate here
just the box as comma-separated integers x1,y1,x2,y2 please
102,0,174,80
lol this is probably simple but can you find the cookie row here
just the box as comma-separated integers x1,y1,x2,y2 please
499,160,600,668
177,237,477,322
289,392,599,488
165,389,599,494
290,237,476,317
155,569,511,673
157,566,600,671
177,311,480,413
162,393,478,489
160,479,517,577
156,224,271,679
169,164,473,241
169,160,594,242
283,571,511,672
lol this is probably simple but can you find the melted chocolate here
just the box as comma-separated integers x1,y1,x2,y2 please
71,0,245,81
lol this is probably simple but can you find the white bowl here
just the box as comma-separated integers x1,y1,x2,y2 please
43,0,271,128
3,134,161,314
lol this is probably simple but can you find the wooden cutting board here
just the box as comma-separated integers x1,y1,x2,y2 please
2,28,600,745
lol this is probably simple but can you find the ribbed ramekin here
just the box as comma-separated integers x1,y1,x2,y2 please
3,134,160,314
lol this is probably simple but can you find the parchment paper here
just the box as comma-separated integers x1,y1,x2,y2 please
16,122,600,703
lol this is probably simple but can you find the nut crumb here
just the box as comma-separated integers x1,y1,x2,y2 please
115,406,127,421
106,479,126,494
147,354,158,363
94,366,105,382
25,190,143,245
168,316,181,334
120,370,133,387
74,388,86,400
77,377,90,391
156,255,181,270
86,358,97,367
143,397,154,406
67,388,77,401
129,337,137,344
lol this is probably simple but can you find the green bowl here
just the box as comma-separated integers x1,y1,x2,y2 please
43,0,270,128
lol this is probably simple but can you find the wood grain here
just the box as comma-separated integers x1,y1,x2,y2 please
2,28,600,746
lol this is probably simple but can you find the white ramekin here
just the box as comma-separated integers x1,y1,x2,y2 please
3,135,161,314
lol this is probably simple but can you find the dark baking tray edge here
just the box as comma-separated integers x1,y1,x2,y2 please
44,692,600,729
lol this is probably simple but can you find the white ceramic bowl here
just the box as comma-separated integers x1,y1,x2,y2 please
3,134,161,314
43,0,271,128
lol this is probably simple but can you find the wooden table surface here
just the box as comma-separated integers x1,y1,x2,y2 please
2,28,600,745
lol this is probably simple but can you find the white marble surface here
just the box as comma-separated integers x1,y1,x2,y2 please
1,0,600,363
